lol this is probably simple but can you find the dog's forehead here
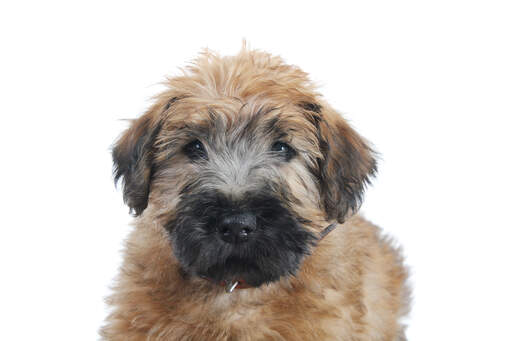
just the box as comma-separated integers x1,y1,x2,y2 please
161,98,315,143
159,49,323,131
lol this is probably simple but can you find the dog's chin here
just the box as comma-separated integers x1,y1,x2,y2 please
196,256,295,287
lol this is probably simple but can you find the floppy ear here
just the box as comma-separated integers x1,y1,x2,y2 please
306,103,377,223
112,106,163,216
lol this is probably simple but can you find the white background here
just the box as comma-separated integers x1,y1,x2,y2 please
1,1,511,340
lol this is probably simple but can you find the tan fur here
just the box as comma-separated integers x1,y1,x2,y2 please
102,47,410,340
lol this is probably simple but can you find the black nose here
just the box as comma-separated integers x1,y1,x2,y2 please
218,213,257,244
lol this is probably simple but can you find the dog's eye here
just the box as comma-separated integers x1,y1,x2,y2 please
271,142,296,161
183,139,208,160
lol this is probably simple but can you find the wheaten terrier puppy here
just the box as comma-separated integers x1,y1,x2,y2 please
101,47,410,341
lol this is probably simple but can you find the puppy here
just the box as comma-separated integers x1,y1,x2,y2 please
101,47,410,340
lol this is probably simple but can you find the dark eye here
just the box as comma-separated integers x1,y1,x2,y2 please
183,139,208,160
271,141,296,161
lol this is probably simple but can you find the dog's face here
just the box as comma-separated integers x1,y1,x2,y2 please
112,49,376,287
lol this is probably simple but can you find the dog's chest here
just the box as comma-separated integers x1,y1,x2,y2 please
191,289,351,340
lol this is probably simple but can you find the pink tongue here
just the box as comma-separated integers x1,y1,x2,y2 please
220,279,252,292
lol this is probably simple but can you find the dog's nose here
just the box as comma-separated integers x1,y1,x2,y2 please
218,213,256,243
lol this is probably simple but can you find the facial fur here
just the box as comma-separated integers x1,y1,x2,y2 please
112,48,377,288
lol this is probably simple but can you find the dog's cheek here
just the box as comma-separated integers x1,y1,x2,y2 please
283,161,325,219
256,217,317,270
168,217,209,270
165,192,225,272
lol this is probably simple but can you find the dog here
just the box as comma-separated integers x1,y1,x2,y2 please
101,47,410,340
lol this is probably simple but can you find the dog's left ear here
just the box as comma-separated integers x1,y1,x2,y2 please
112,105,163,216
304,102,377,223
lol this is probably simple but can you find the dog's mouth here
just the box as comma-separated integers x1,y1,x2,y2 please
197,256,277,288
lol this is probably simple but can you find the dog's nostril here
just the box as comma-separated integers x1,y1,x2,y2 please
218,214,256,244
221,227,232,236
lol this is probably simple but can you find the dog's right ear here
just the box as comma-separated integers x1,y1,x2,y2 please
112,105,164,216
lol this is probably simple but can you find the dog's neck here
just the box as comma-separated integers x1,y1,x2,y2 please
205,222,339,293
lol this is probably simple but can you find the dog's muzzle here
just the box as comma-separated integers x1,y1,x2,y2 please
169,189,328,290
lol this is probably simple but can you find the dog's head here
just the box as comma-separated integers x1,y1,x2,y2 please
112,48,376,287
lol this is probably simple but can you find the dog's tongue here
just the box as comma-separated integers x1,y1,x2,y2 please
220,279,252,292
